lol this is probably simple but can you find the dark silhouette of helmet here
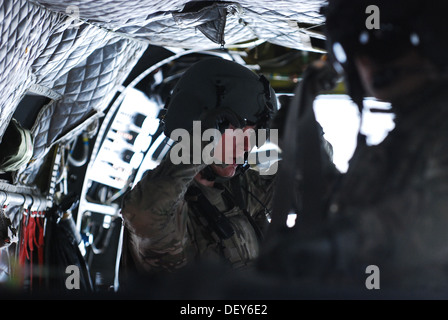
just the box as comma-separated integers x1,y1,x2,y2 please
323,0,448,104
162,58,277,137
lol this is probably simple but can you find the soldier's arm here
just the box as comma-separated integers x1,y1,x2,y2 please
120,150,206,272
121,156,205,237
120,108,249,272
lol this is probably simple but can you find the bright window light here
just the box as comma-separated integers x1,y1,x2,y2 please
314,95,395,173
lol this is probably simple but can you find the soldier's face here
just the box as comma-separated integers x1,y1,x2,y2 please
354,50,435,105
211,125,256,178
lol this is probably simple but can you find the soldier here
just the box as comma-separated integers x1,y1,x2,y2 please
261,0,448,294
118,58,280,285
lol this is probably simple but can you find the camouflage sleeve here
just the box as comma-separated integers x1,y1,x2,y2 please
121,147,206,272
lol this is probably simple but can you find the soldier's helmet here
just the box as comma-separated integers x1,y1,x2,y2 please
162,57,277,138
323,0,448,103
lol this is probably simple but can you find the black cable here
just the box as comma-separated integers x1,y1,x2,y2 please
241,186,272,218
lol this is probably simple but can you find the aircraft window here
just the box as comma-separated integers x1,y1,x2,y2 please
314,95,394,173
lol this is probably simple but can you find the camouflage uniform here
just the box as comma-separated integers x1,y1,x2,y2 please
120,156,275,278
